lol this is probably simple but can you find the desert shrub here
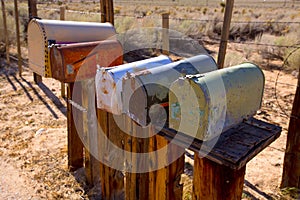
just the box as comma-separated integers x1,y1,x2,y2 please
115,17,134,33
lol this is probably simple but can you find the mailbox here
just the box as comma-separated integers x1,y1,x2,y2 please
95,55,172,114
50,40,123,83
122,54,218,126
28,19,117,77
169,63,265,141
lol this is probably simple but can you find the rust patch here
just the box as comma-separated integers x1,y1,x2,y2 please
113,82,116,90
134,69,152,76
102,87,109,95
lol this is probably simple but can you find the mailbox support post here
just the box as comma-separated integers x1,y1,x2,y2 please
1,0,10,64
60,6,66,98
97,110,125,199
193,155,246,200
281,68,300,189
67,83,84,171
28,0,42,83
82,79,101,186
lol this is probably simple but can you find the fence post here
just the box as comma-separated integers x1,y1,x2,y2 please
281,66,300,189
100,0,114,24
14,0,22,76
28,0,42,83
162,13,169,55
1,0,10,64
60,6,66,98
217,0,234,69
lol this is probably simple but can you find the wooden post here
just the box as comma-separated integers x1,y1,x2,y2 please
100,0,114,24
100,0,106,23
67,83,84,171
97,110,125,199
217,0,234,69
193,155,246,200
281,67,300,189
162,13,170,55
28,0,42,83
1,0,10,64
60,6,66,98
82,80,100,186
14,0,22,77
148,135,185,200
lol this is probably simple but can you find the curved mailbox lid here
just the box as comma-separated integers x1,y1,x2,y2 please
169,62,265,141
28,19,116,77
122,54,218,127
95,55,172,114
50,40,123,83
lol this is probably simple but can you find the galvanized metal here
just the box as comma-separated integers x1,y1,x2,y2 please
95,55,172,114
122,54,218,126
28,19,116,77
50,40,123,83
169,63,265,141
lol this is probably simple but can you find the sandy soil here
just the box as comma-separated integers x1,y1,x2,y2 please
0,47,298,200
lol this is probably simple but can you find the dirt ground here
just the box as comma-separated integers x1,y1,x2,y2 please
0,44,299,200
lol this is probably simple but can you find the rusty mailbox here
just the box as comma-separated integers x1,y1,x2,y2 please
95,55,172,114
169,63,265,141
50,40,123,83
28,19,117,77
122,54,218,126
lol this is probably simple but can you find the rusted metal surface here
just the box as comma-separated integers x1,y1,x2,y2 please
169,63,265,141
50,40,123,83
122,54,218,127
28,19,117,77
95,55,172,114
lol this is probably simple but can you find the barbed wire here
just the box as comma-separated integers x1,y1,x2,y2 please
274,44,300,118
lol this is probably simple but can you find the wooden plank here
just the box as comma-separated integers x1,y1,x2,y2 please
281,70,300,189
1,0,10,64
217,0,234,69
158,118,281,170
148,131,184,200
193,154,246,200
107,113,125,199
97,109,109,198
82,79,100,186
98,110,125,199
67,83,84,171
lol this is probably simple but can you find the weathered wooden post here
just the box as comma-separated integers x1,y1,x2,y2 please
67,82,84,171
162,13,169,55
281,66,300,189
1,0,10,64
217,0,234,69
28,0,42,83
14,0,22,76
60,6,66,98
100,0,114,25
